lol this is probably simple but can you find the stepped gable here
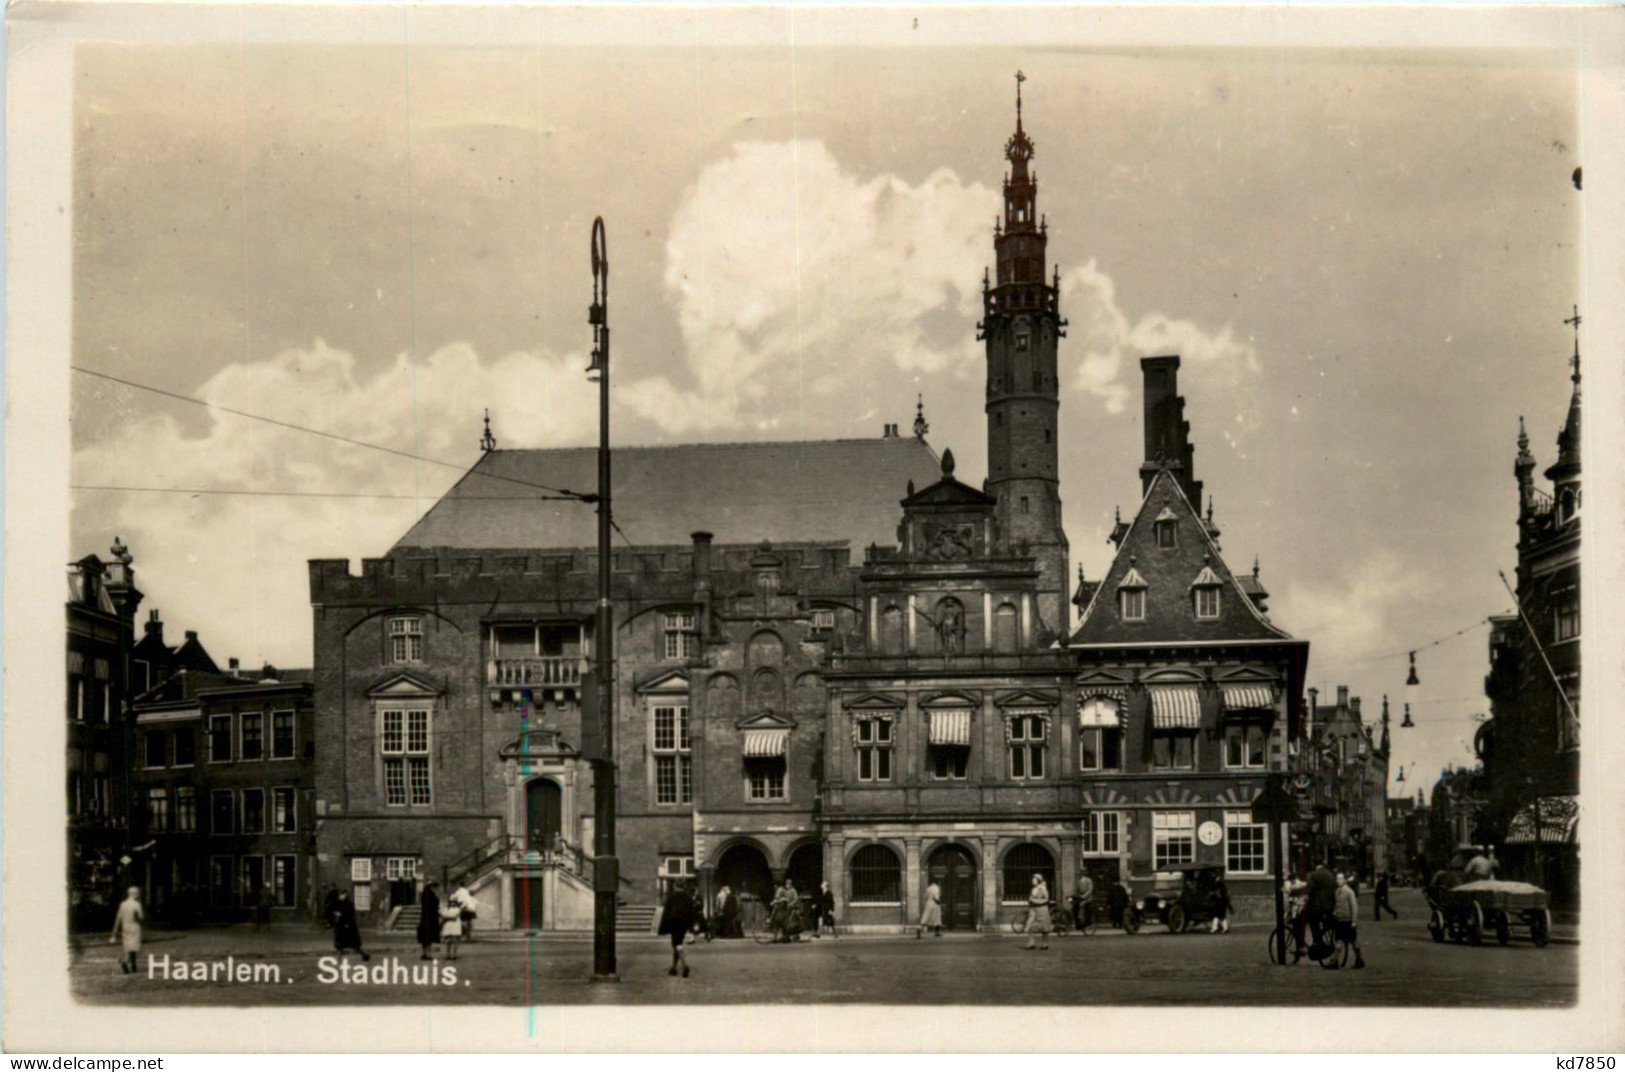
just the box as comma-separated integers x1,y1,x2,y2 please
1070,467,1293,645
393,437,942,553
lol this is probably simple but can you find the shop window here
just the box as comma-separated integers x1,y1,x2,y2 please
1153,811,1196,870
1225,810,1267,875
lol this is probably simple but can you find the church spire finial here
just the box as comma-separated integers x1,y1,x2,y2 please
914,394,930,439
1565,304,1582,383
480,408,497,452
1015,69,1025,129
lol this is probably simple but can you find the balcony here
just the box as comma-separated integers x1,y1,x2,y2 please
487,656,583,689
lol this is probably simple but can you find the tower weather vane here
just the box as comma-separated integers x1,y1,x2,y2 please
1564,304,1581,379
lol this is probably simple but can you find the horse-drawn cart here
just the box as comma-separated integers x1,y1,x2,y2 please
1427,879,1551,948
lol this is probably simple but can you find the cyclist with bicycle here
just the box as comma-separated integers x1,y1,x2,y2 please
1069,874,1095,935
1304,862,1337,961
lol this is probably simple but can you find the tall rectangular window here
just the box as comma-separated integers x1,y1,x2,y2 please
1194,587,1221,619
241,856,266,906
381,707,431,806
146,787,171,832
1082,811,1122,856
272,710,296,759
1153,811,1196,870
241,788,266,834
209,715,233,763
175,787,197,832
1224,810,1268,875
241,712,264,761
144,730,167,769
652,704,692,806
273,855,297,908
172,727,196,767
663,612,696,661
856,717,893,782
1007,713,1047,780
745,758,787,801
1120,589,1145,621
389,617,424,663
1553,588,1579,642
211,790,234,836
273,787,297,833
931,747,969,780
1079,727,1122,771
1224,724,1266,769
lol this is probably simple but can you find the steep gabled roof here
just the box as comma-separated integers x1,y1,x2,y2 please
1071,468,1296,646
393,438,942,553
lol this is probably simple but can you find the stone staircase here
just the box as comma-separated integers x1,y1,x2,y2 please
392,904,421,933
616,903,658,934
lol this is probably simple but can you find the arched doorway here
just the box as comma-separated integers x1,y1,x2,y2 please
714,843,774,907
927,843,979,931
525,778,562,853
786,842,822,898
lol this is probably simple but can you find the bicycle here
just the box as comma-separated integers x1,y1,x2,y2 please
1269,917,1349,968
753,901,808,945
1008,902,1074,936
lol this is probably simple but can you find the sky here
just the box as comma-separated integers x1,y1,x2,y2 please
69,37,1583,799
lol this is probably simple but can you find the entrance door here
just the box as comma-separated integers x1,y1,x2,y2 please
927,844,978,931
1083,859,1118,913
526,778,563,853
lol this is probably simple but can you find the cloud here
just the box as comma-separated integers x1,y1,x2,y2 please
1060,259,1259,417
1276,549,1437,668
71,339,597,667
622,140,993,434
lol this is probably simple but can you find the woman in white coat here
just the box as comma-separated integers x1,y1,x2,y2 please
916,880,944,939
110,886,144,974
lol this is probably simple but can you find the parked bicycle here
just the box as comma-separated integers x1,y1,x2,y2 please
1267,916,1350,968
1008,902,1084,936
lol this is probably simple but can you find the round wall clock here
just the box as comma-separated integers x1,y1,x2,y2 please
1197,821,1223,846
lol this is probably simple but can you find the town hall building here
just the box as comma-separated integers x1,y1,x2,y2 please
308,82,1310,931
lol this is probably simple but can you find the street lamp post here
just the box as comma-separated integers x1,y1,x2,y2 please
587,217,618,982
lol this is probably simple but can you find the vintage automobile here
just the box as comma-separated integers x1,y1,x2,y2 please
1131,866,1229,934
1428,878,1551,947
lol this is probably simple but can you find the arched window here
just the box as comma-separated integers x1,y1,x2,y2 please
849,844,902,904
1002,842,1055,904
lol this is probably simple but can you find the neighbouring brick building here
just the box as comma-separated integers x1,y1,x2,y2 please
308,84,1313,931
66,541,142,931
1297,686,1390,879
132,663,316,922
1067,357,1309,920
1478,320,1582,910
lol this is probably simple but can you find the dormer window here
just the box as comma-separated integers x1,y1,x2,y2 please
1191,562,1222,620
1154,507,1179,548
1118,565,1148,621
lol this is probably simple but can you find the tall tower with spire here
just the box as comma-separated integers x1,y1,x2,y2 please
978,71,1069,636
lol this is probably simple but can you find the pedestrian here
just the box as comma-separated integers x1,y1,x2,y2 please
330,889,370,961
658,880,697,977
1285,872,1309,960
252,882,273,932
722,885,743,939
417,882,443,960
110,886,144,975
816,880,837,938
1306,861,1337,958
1374,872,1398,920
450,884,480,942
1108,879,1130,930
770,878,801,942
321,884,339,930
1072,873,1095,932
1023,873,1054,950
1209,875,1232,934
1332,872,1366,969
439,899,464,960
917,878,943,939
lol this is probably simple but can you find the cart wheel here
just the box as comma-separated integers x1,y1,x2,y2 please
1123,908,1142,935
1466,902,1484,946
1428,911,1445,944
1495,913,1510,946
1167,905,1186,934
1531,909,1551,949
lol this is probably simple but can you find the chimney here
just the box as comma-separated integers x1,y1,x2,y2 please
882,423,899,438
260,663,278,683
1308,686,1319,709
1350,695,1362,719
229,657,241,675
185,630,198,643
1138,355,1202,504
145,609,164,640
690,532,713,578
1337,685,1349,709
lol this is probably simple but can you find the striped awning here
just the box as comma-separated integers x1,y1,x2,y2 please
1149,686,1202,729
1221,684,1276,712
1505,795,1579,845
1078,694,1126,727
742,728,789,757
929,709,973,746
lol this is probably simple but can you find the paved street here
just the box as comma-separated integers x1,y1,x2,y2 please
72,891,1573,1007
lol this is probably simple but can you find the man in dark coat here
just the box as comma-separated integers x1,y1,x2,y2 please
330,890,370,961
1373,872,1398,920
721,887,742,939
417,883,443,960
816,880,837,938
658,881,697,977
1108,880,1130,930
1305,863,1337,958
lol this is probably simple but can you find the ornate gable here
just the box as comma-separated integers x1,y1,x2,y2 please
1070,469,1294,647
366,671,441,699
